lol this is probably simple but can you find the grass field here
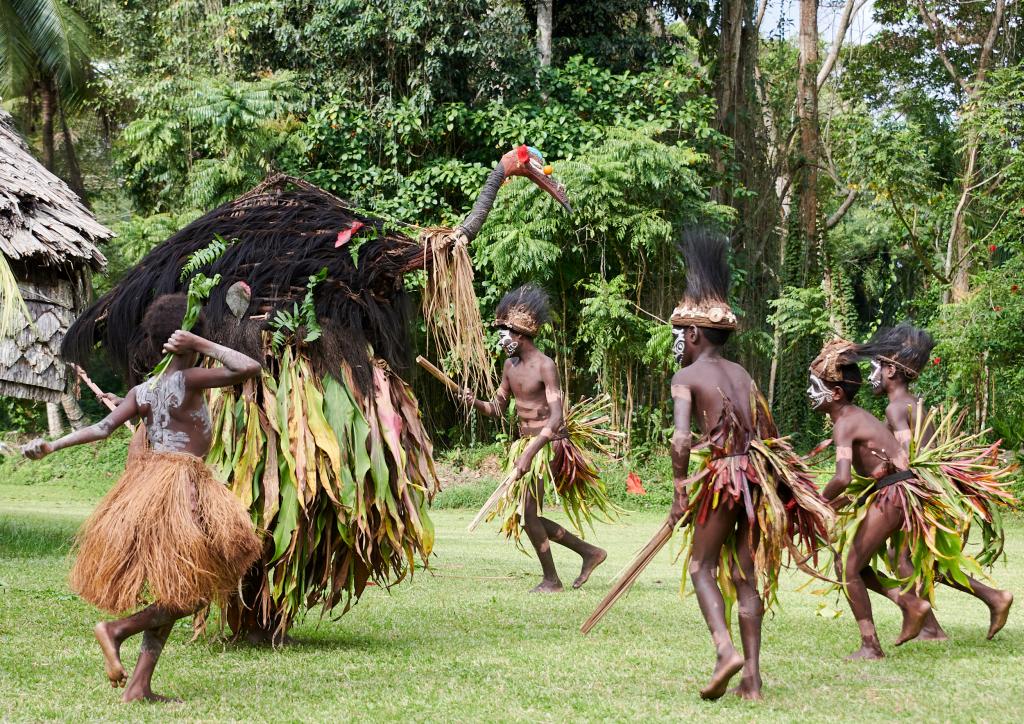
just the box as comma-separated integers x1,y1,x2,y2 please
1,459,1023,722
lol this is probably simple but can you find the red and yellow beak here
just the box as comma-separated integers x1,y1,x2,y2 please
503,145,572,213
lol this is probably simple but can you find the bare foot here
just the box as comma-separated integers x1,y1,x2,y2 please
730,677,763,701
913,624,949,642
530,579,564,593
894,597,930,645
572,548,607,589
700,646,744,700
94,622,127,688
846,641,885,660
122,687,182,704
987,590,1013,640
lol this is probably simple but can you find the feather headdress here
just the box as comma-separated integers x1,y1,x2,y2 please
492,285,550,336
856,322,935,379
670,228,737,330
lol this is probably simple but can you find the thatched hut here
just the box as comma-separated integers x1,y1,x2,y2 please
0,108,111,435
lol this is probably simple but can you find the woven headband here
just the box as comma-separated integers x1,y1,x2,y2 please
876,355,919,379
670,302,737,330
492,305,538,335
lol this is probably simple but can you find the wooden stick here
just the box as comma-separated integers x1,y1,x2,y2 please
416,355,463,395
580,521,674,634
71,364,135,432
467,470,518,532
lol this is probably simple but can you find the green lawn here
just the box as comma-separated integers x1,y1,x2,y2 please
1,476,1022,722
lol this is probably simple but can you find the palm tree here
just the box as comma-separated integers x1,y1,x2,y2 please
0,0,93,196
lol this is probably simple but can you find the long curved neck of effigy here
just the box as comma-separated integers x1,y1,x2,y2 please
456,163,508,242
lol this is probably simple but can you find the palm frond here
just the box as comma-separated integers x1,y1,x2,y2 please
0,253,30,339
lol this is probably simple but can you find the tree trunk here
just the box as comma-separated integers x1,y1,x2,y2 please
536,0,553,68
40,78,57,171
797,0,821,279
59,98,89,206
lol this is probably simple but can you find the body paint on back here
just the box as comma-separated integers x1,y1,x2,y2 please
136,371,192,452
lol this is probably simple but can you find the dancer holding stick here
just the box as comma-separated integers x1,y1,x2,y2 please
584,229,832,702
456,285,617,592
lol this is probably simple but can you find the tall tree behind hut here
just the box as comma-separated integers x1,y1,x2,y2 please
0,0,95,204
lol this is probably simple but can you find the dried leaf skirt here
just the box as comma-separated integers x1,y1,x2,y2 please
676,439,835,611
835,471,978,599
70,450,262,615
906,406,1019,570
490,405,618,548
205,347,438,634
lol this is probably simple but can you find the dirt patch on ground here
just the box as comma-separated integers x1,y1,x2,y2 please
436,454,502,490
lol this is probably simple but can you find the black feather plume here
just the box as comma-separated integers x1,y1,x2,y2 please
681,227,731,305
494,284,551,330
857,322,935,375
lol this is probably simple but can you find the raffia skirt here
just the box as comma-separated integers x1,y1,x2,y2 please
69,450,262,614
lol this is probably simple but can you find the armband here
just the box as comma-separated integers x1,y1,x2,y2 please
894,429,912,444
836,446,853,461
671,384,692,401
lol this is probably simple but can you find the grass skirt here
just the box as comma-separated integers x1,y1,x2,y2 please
70,450,262,615
675,389,834,611
490,399,619,548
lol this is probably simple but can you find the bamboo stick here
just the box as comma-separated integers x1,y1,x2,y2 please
71,364,135,432
467,469,518,532
416,355,463,396
580,521,674,634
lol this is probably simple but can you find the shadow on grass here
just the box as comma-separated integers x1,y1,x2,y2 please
0,513,77,558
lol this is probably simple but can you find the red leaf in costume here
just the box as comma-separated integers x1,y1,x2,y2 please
516,145,530,164
625,471,646,495
335,221,365,248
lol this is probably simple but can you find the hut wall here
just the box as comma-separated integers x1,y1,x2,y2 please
0,265,89,403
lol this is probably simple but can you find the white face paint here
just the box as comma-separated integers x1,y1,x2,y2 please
671,327,686,365
807,373,832,409
497,328,518,356
868,359,883,392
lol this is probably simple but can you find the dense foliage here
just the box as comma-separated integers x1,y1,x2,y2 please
2,1,1022,467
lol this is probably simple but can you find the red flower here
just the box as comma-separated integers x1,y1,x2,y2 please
994,305,1003,312
933,357,941,365
989,244,997,253
1012,284,1020,293
335,221,365,248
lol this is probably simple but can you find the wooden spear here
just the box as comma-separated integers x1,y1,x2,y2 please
416,355,464,396
71,364,135,432
580,521,675,634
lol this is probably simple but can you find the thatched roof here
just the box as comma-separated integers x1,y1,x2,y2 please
0,108,110,270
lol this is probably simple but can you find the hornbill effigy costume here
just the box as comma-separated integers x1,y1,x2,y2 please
62,146,571,640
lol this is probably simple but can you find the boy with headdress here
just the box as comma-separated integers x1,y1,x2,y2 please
463,285,616,592
666,229,833,700
22,294,262,702
858,322,1015,639
808,337,979,659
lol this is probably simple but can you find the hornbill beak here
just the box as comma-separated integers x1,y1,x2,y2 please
503,145,573,213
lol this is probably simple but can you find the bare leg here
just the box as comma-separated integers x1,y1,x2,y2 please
841,501,930,658
729,523,764,701
539,519,607,589
689,503,745,700
939,576,1013,639
94,603,188,688
122,619,182,703
893,549,947,643
522,485,562,592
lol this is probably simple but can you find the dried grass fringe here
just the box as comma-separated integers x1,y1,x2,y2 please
70,451,262,614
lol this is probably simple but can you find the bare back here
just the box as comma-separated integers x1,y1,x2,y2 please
836,405,908,479
134,370,214,457
674,357,754,438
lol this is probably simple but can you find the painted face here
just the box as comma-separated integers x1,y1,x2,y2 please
868,359,884,393
807,373,833,410
497,328,518,356
671,326,687,366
